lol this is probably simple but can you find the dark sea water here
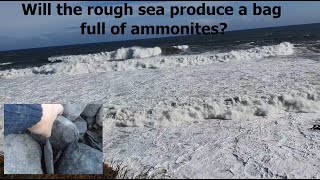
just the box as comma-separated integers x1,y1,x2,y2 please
0,23,320,71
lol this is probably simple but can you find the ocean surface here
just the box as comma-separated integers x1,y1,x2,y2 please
0,23,319,77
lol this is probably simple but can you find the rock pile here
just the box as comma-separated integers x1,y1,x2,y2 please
4,104,103,174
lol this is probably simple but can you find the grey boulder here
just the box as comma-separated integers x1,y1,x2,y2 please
95,107,103,127
55,142,103,174
29,132,47,144
44,138,54,174
81,104,102,118
85,116,95,128
62,103,86,121
74,117,88,138
50,116,80,150
4,134,43,174
83,131,102,152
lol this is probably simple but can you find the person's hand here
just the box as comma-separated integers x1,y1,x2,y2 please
28,104,64,138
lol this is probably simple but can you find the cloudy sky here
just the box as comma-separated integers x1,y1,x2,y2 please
0,1,320,51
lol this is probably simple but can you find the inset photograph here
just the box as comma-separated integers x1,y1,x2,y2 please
3,104,103,175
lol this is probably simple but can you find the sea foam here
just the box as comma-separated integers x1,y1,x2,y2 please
0,42,294,78
106,90,320,128
172,45,189,50
48,46,162,62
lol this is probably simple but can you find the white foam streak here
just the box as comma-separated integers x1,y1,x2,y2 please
172,45,189,50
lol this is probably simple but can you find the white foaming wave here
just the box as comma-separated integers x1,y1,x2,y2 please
0,62,13,66
48,46,162,62
107,90,320,128
172,45,189,50
0,42,294,78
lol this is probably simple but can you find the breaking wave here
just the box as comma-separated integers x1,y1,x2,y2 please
48,46,162,62
0,42,294,78
105,90,320,128
0,62,13,66
172,45,189,50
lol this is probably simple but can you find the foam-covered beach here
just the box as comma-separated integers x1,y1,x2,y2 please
1,23,320,178
0,21,320,178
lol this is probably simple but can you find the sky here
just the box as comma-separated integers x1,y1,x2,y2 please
0,1,320,51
